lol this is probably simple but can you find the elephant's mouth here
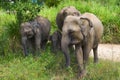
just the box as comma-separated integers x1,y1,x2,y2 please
70,39,81,45
27,34,33,38
70,34,83,45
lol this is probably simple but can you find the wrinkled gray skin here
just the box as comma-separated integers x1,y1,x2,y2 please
61,13,103,78
49,30,62,52
20,16,51,56
56,6,81,31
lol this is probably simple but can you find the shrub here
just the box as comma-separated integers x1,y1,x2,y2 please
44,0,61,7
0,1,41,54
40,0,120,43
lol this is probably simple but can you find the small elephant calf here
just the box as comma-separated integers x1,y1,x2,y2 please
49,30,62,52
20,16,51,56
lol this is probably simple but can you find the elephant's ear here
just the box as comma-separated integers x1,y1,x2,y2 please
80,17,93,27
79,17,93,37
31,21,40,34
33,27,40,34
63,9,67,17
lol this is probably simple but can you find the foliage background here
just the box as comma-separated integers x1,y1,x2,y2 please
0,0,120,80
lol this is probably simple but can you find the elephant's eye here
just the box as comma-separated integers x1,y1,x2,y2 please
74,12,79,16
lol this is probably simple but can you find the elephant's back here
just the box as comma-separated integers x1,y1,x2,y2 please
35,16,51,32
81,13,103,27
35,16,51,40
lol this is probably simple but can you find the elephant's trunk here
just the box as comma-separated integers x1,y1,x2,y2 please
22,36,28,56
61,34,70,67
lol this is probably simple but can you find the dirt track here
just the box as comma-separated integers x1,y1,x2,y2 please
90,44,120,62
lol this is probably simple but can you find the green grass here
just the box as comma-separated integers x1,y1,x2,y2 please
0,10,15,28
0,46,120,80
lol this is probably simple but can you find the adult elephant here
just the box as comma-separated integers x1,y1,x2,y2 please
20,16,51,56
61,13,103,78
56,6,81,31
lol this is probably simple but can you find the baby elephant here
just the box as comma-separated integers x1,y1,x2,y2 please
56,6,81,31
49,30,62,52
20,16,51,56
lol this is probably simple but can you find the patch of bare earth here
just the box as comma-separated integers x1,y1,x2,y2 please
90,44,120,62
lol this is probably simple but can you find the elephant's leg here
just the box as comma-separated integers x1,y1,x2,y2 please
29,39,36,54
27,39,35,56
83,46,92,63
22,37,28,56
83,42,93,68
27,42,31,53
75,44,86,78
65,53,70,67
35,36,41,55
93,44,98,63
75,44,84,70
41,39,47,50
61,35,70,67
62,45,70,67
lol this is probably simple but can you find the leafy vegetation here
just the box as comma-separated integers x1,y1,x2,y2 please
0,0,120,79
0,46,120,80
0,0,41,54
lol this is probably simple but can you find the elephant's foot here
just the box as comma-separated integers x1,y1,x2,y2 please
77,70,87,79
65,62,70,67
94,58,98,63
24,53,28,57
41,46,46,50
65,59,70,67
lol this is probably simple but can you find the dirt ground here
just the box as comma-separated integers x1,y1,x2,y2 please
90,44,120,62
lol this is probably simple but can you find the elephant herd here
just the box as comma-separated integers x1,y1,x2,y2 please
20,6,104,78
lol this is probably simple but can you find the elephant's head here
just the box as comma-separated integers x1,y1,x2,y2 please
21,22,34,38
62,15,93,45
21,21,40,38
61,15,93,66
63,6,80,17
56,6,81,31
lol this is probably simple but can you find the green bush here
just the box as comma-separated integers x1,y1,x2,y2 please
0,0,120,55
44,0,61,7
15,2,41,23
0,12,16,55
39,0,120,43
0,1,41,54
